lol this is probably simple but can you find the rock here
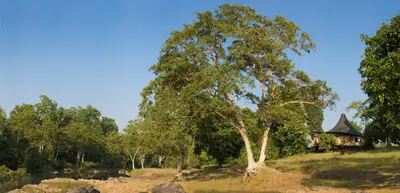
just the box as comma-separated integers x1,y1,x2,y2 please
151,183,186,193
91,169,101,174
118,169,127,175
67,185,100,193
7,189,20,193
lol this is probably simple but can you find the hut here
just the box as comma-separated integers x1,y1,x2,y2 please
326,113,363,146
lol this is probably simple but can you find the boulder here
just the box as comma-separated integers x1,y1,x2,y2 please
151,183,186,193
67,185,100,193
118,169,127,175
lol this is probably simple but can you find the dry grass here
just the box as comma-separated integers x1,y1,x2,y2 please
11,148,400,193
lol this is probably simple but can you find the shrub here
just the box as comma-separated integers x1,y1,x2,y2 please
0,165,28,193
319,133,337,150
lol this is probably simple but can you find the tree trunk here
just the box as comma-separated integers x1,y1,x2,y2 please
225,92,259,175
176,150,185,181
140,154,145,169
387,137,392,147
237,120,258,173
257,126,271,165
54,150,59,161
129,155,135,170
76,151,81,166
158,155,165,168
81,153,85,164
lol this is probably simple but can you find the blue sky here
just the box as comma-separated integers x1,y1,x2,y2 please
0,0,398,130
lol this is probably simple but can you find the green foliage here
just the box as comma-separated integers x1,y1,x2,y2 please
348,120,362,132
128,169,145,178
23,150,50,173
305,105,324,135
139,4,337,170
101,117,118,134
195,117,243,166
266,126,310,159
358,14,400,145
0,106,6,135
0,165,28,193
318,133,337,150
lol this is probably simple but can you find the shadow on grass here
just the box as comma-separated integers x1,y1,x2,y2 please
184,166,245,182
268,153,400,190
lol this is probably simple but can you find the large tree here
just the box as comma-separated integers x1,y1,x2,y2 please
141,4,337,176
358,14,400,145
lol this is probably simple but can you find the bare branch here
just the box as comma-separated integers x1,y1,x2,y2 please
280,101,318,107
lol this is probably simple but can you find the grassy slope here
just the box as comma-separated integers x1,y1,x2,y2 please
266,148,400,192
16,148,400,193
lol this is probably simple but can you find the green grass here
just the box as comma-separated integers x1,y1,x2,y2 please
266,147,400,190
127,169,145,178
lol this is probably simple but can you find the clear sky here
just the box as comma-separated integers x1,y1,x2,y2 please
0,0,398,130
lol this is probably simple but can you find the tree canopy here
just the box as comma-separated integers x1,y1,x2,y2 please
139,4,337,177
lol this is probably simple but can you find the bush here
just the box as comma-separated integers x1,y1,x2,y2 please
319,133,337,150
0,165,28,193
23,150,51,174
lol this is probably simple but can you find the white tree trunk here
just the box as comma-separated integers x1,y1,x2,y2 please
129,155,135,170
257,126,271,165
81,153,85,164
237,120,258,172
140,154,145,169
158,155,165,168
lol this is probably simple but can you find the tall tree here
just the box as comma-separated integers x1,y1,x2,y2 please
358,14,400,146
141,4,337,175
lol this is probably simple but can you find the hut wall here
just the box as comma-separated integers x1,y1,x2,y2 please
335,135,361,146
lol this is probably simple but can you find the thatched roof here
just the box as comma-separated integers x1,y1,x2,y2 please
326,114,362,136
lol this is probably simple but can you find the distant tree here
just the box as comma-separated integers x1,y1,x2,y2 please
62,106,103,166
0,106,6,134
105,131,127,168
101,117,118,134
8,104,38,144
358,14,400,146
122,120,145,170
34,95,60,156
0,107,19,169
140,79,208,179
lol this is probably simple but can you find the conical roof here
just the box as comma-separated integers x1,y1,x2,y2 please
326,114,362,136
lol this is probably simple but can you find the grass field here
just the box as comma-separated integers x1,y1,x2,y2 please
14,148,400,193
